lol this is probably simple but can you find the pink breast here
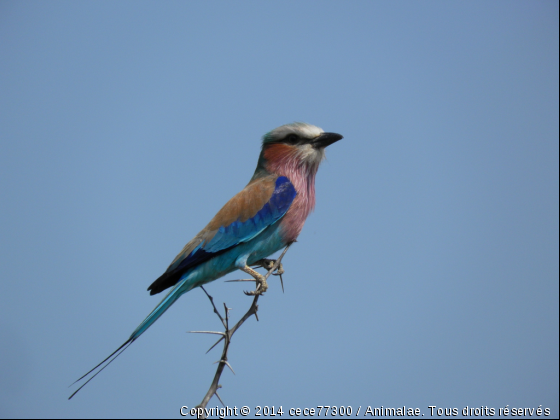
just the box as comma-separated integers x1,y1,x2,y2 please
264,144,319,242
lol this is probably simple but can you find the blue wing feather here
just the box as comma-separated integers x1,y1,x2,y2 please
175,176,295,271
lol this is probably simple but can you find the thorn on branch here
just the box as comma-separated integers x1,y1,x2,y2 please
187,331,225,336
215,391,225,406
206,337,224,354
225,279,255,282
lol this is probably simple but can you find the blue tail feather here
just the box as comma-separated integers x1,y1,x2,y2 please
130,278,193,340
69,275,195,399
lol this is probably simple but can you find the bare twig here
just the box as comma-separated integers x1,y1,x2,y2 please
200,286,226,328
194,244,291,417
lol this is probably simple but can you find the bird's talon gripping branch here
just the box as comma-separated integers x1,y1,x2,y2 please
254,259,284,276
274,263,284,276
243,277,268,296
240,265,269,296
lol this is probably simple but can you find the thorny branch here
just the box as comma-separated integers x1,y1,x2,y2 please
191,244,292,417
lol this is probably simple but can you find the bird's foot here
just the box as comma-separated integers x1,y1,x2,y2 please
240,265,269,296
243,272,268,296
254,259,284,276
254,258,285,293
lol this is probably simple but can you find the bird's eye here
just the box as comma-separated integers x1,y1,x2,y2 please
285,133,299,143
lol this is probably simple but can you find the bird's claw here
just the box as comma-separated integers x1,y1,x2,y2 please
255,259,284,276
243,276,268,296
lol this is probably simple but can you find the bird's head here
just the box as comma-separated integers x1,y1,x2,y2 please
253,122,343,179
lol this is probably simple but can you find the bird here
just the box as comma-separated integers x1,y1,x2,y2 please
69,122,343,399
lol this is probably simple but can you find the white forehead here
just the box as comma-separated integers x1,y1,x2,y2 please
267,122,324,141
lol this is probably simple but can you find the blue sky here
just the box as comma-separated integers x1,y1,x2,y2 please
0,1,558,418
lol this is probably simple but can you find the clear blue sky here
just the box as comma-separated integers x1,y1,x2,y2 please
0,1,558,418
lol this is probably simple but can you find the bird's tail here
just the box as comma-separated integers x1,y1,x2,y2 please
129,279,191,341
69,278,194,400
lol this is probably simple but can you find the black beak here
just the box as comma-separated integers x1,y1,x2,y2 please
312,132,343,148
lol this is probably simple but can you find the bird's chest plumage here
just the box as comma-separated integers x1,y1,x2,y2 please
278,174,316,242
263,143,322,243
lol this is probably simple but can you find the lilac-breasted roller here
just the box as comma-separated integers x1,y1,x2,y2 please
69,122,342,399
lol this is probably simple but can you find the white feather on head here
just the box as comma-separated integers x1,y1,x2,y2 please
263,122,324,143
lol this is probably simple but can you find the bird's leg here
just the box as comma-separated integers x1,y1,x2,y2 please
239,265,268,296
253,258,284,276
